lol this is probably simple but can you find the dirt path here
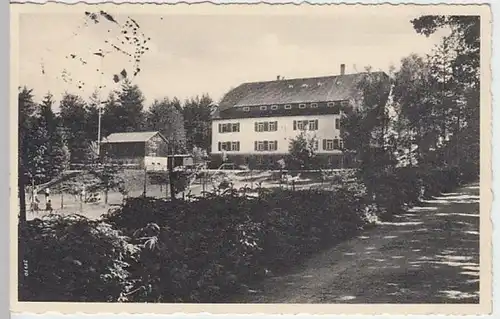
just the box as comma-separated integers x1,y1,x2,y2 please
237,183,480,303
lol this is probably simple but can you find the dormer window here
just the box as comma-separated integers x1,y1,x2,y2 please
284,104,292,109
301,83,309,88
288,84,294,88
310,103,318,108
299,103,306,109
341,100,350,107
327,102,335,107
271,105,278,110
243,106,250,111
260,105,268,111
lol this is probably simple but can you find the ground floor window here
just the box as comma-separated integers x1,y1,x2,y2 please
254,140,278,151
218,141,240,151
323,138,343,150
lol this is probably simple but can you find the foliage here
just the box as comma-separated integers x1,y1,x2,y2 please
102,80,146,135
287,131,319,170
19,214,139,302
145,97,186,153
182,94,214,152
101,186,370,302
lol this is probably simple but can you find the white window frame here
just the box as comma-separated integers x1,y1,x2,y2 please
299,103,306,109
297,121,305,130
309,120,318,130
271,105,278,110
257,122,265,132
243,106,250,111
335,118,340,129
327,102,335,107
284,104,292,109
310,103,318,108
326,139,334,151
231,141,240,151
260,105,268,111
257,141,265,151
269,121,277,132
269,141,277,151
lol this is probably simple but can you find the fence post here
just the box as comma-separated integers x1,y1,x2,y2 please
61,193,64,209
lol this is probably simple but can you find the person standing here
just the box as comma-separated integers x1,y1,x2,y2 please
44,187,50,202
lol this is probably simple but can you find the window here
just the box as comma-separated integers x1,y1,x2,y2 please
243,107,250,111
335,118,340,129
260,105,268,111
327,102,335,107
231,141,240,151
341,100,350,107
219,122,240,133
254,140,278,151
310,103,318,108
285,104,292,109
219,141,240,151
293,119,318,131
322,139,342,151
299,103,306,109
255,121,278,132
271,105,279,110
309,120,318,130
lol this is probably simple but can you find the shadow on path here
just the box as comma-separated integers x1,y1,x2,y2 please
236,183,480,303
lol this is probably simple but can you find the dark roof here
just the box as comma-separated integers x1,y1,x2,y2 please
217,72,388,112
101,131,166,144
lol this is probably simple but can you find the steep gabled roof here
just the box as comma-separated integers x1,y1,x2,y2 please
218,72,388,112
101,131,166,144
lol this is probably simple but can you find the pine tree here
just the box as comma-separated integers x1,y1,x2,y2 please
146,97,186,153
59,93,90,163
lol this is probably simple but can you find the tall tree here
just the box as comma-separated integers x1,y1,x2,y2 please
59,93,90,163
38,93,70,178
182,94,214,152
103,79,146,134
146,97,186,153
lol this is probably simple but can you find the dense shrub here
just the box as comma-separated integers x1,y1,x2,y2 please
19,214,139,302
101,186,369,302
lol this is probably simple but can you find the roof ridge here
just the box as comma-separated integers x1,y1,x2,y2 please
238,71,379,86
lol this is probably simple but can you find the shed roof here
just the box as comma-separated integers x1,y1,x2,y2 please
217,72,388,112
101,131,165,144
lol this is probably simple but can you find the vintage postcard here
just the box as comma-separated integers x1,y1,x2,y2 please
10,1,492,316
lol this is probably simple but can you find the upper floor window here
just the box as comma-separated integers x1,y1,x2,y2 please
271,105,279,110
299,103,306,109
293,119,318,131
260,105,268,111
255,121,278,132
284,104,292,110
335,118,340,129
310,103,318,108
243,107,250,112
218,122,240,133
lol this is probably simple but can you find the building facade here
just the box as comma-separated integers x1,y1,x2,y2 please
211,66,391,169
100,131,171,170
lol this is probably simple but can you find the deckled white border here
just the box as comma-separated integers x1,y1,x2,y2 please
6,0,497,318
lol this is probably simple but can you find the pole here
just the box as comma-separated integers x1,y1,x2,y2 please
97,106,102,156
143,162,147,197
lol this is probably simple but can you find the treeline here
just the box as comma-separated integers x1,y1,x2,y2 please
340,15,480,192
18,79,214,184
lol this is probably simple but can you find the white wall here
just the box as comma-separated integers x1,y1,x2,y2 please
212,114,343,155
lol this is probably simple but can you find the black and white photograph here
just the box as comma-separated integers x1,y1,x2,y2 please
10,2,492,315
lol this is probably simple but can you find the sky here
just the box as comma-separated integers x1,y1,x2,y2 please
18,7,449,109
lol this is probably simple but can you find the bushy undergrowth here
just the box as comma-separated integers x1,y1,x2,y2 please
100,185,369,302
19,214,139,302
18,163,478,302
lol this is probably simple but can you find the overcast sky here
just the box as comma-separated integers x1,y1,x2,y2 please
18,8,448,108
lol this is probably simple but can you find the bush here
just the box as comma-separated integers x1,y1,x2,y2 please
19,214,139,302
101,186,369,302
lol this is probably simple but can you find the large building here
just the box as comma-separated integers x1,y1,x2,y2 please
211,65,391,169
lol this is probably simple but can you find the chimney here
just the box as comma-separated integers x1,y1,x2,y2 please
276,75,281,81
340,64,346,75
